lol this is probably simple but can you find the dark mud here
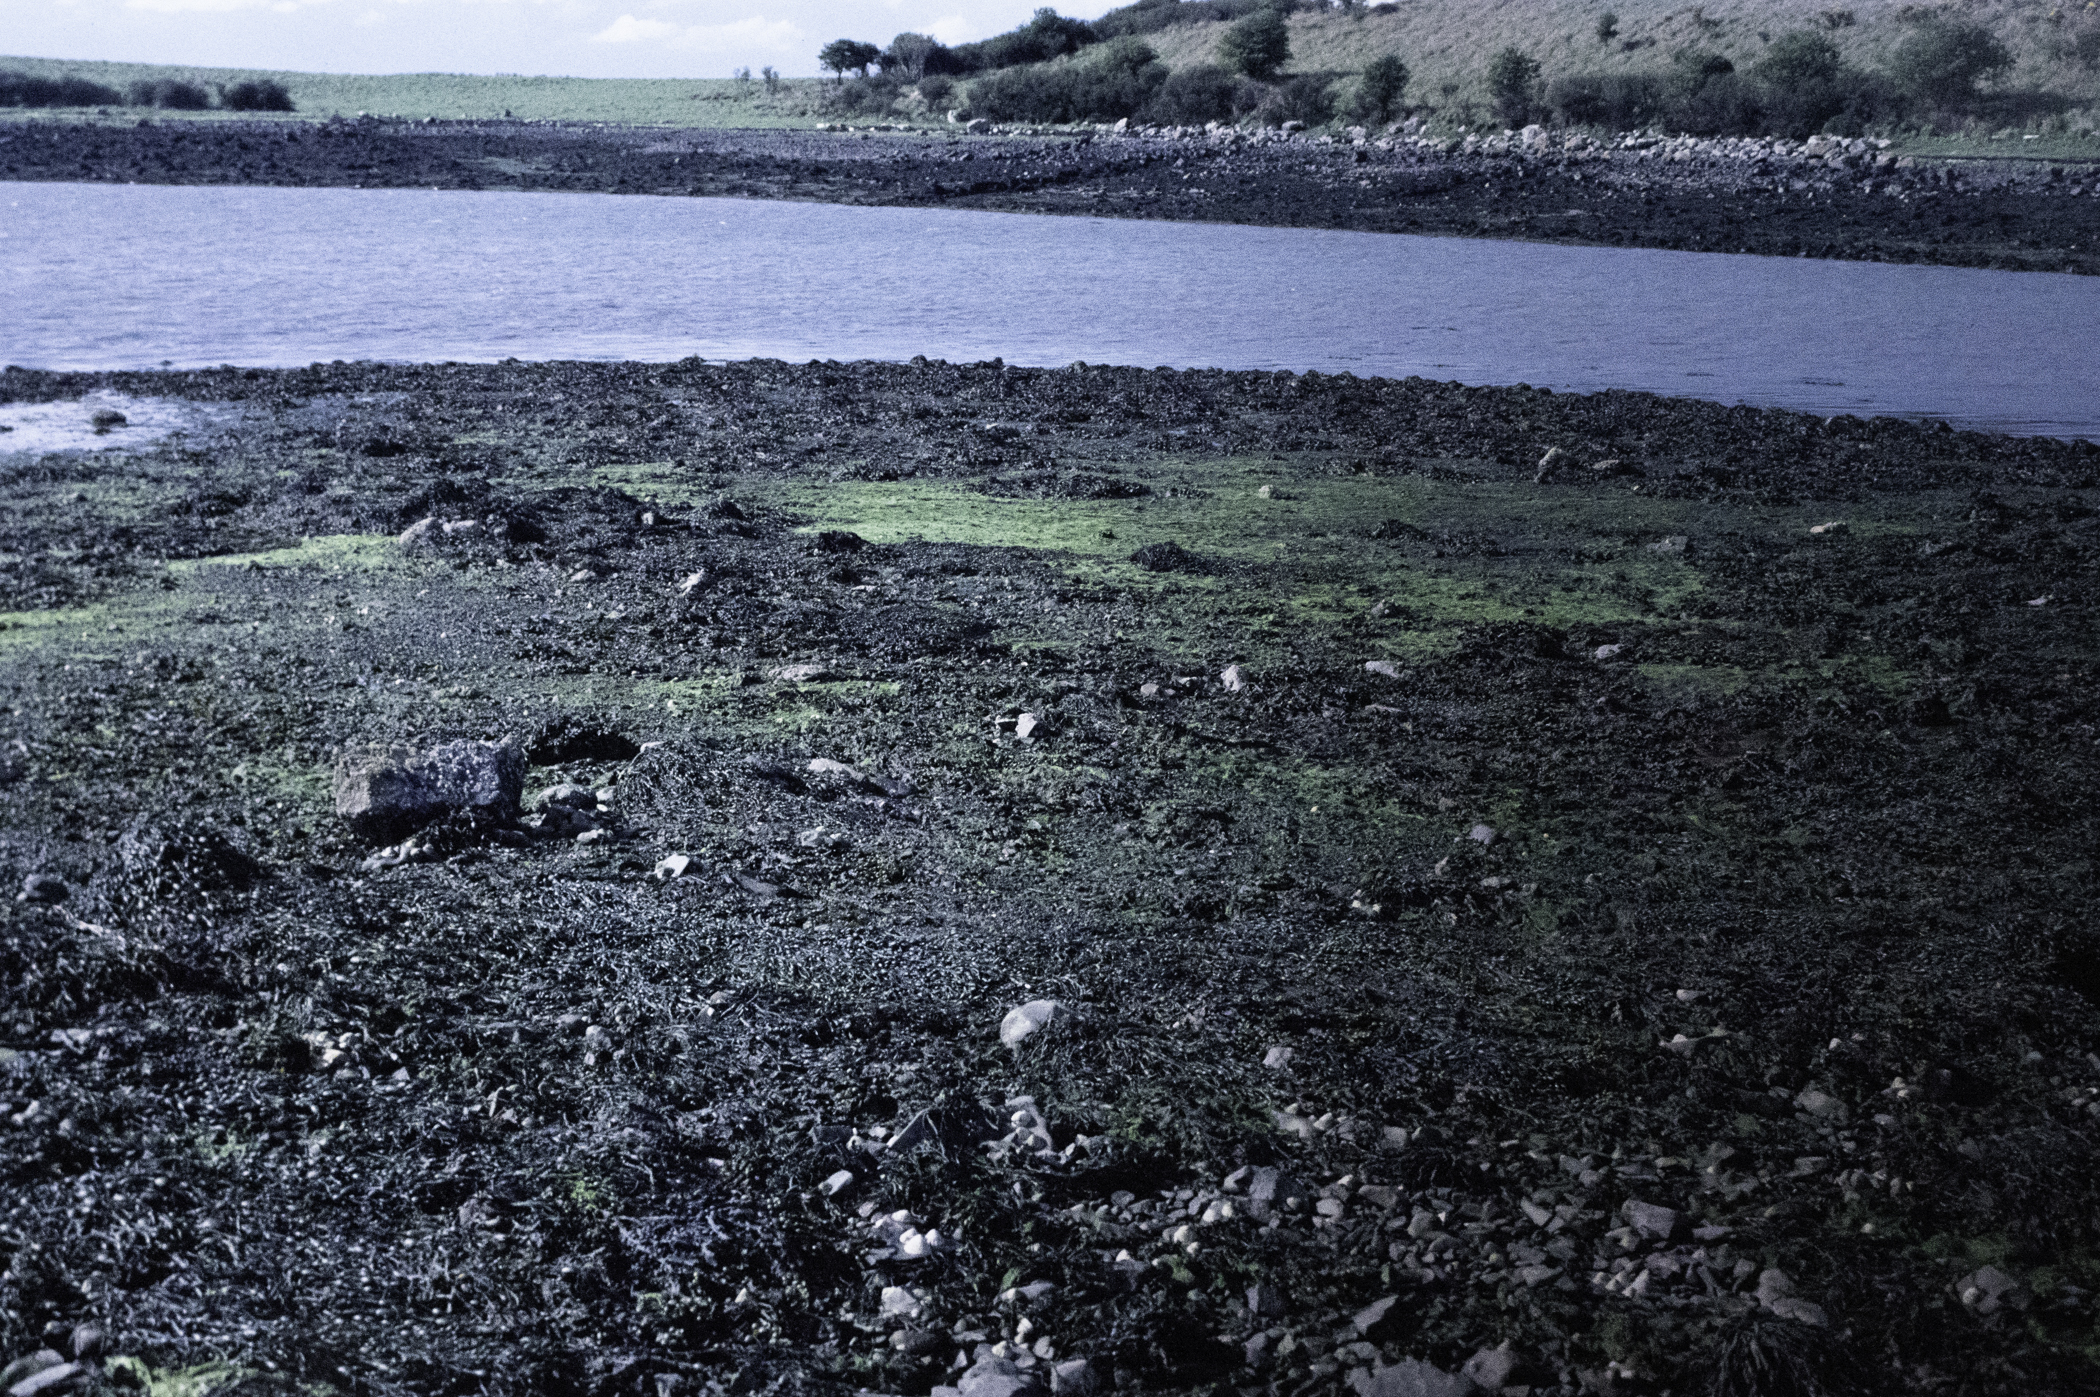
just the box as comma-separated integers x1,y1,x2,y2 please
3,357,2100,1397
6,118,2100,274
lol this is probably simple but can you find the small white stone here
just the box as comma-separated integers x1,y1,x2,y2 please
653,853,691,881
1808,520,1849,536
568,568,597,583
1263,1044,1294,1070
1000,999,1062,1048
1594,643,1624,660
820,1169,857,1197
1015,712,1040,740
1364,660,1402,679
1220,664,1246,692
678,571,705,595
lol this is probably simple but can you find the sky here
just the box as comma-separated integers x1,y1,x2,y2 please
4,0,1112,80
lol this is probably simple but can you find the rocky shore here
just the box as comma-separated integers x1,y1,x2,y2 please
2,357,2099,1395
4,115,2099,273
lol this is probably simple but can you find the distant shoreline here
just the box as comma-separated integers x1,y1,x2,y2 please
5,114,2099,276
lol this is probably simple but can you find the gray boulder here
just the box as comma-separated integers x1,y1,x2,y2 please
334,739,525,839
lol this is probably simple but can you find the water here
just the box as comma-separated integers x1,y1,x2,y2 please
5,180,2097,438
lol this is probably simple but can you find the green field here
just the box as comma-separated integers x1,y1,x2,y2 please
0,55,846,127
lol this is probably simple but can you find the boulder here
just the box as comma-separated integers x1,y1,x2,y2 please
333,738,525,840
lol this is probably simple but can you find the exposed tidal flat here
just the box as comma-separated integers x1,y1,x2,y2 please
2,356,2099,1394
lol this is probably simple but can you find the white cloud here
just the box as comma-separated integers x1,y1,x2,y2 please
590,11,801,55
126,0,317,13
589,12,681,41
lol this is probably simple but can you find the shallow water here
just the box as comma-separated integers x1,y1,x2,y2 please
0,390,245,454
5,180,2097,438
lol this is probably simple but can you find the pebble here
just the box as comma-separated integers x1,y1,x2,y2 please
1262,1044,1294,1069
999,999,1063,1047
1648,535,1690,555
1364,660,1401,679
1347,1357,1473,1397
396,516,438,547
1014,712,1041,741
1220,664,1247,692
774,663,837,682
1755,1268,1829,1326
677,570,705,595
1468,823,1496,845
821,1168,857,1197
1958,1264,2023,1315
1593,643,1624,660
1461,1344,1519,1391
653,853,691,881
1350,1294,1398,1332
1809,520,1849,536
1622,1199,1681,1241
568,568,597,583
1049,1357,1096,1395
4,1360,84,1397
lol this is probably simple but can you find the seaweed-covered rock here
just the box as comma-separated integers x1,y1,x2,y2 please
1129,541,1210,573
333,739,525,840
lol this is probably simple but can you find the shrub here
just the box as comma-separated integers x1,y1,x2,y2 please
1142,61,1240,123
1666,70,1764,135
1548,71,1668,128
919,74,957,105
1252,73,1333,126
966,40,1168,122
1890,20,2012,106
1752,30,1844,89
128,78,212,110
1596,12,1618,44
823,76,896,115
1486,46,1540,125
1351,53,1409,123
0,71,124,108
1218,7,1291,81
221,79,294,112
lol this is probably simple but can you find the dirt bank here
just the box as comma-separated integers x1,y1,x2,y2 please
2,358,2099,1395
5,116,2099,274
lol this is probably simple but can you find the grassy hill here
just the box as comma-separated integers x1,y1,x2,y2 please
1136,0,2100,128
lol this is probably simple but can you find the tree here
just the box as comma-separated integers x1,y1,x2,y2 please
1486,46,1540,124
1595,12,1618,44
1218,7,1291,81
1890,20,2012,105
1354,54,1409,123
819,39,882,83
884,33,948,82
1752,30,1843,88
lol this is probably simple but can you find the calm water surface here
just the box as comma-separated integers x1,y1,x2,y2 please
5,181,2097,437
